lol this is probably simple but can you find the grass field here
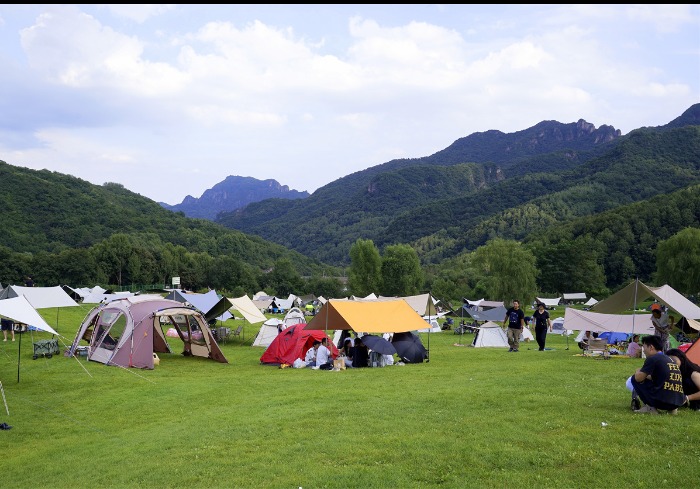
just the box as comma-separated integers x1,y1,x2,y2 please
0,304,697,489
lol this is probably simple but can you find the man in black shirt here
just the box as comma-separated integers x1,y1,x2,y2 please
628,335,685,414
503,300,525,352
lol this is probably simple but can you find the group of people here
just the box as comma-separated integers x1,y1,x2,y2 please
627,334,700,414
503,300,552,352
303,336,372,370
499,298,699,415
304,337,334,370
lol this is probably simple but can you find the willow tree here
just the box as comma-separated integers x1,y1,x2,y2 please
470,238,537,305
348,238,382,297
656,227,700,295
380,244,423,297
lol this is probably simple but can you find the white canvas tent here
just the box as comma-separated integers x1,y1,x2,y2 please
0,295,58,336
584,297,598,307
563,308,655,335
251,307,303,348
563,293,587,302
228,295,268,325
0,295,61,383
471,321,509,348
252,318,284,348
0,285,79,335
82,291,135,304
520,327,534,342
536,297,561,307
550,317,571,335
0,285,79,309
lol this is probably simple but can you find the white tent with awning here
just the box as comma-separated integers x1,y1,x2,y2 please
536,297,561,307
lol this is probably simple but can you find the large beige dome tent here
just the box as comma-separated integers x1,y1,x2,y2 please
67,296,228,369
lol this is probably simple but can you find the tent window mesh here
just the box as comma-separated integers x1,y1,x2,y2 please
94,312,126,351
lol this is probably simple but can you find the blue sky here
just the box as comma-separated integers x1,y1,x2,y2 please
0,4,698,204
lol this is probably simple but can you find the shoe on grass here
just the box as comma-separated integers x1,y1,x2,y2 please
634,405,658,414
631,398,641,411
508,348,513,352
667,408,678,415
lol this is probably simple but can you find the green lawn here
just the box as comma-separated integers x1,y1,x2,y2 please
0,304,696,489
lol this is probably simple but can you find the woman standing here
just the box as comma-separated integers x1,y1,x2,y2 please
532,303,552,351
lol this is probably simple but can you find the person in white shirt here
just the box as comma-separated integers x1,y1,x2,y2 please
315,337,333,370
305,341,318,367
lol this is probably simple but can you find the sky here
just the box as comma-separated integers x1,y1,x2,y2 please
0,5,698,205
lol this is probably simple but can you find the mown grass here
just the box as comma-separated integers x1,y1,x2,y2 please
0,304,697,489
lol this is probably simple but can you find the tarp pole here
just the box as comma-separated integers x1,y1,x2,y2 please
17,327,22,383
426,293,431,363
632,277,638,336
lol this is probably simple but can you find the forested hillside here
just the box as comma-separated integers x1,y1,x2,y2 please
0,162,337,289
396,125,700,260
217,119,626,264
1,104,698,299
219,105,700,269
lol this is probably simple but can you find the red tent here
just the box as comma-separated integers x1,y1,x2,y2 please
260,323,337,366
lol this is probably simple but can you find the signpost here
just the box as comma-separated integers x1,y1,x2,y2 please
172,276,180,287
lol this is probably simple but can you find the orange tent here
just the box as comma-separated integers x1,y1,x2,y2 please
686,339,700,365
304,299,428,334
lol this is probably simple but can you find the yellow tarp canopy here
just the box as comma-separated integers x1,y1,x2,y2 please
304,299,428,333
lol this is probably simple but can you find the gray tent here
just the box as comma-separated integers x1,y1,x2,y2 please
461,305,508,322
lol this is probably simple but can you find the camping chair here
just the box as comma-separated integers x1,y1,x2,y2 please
216,327,231,344
584,337,610,359
231,325,243,342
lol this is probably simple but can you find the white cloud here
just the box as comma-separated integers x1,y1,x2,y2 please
103,4,175,24
0,4,697,203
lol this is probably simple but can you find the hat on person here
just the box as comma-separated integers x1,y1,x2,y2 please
651,303,661,312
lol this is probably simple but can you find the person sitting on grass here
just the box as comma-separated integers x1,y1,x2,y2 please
665,348,700,411
305,341,319,368
315,337,333,370
626,335,685,414
351,337,369,368
626,334,642,358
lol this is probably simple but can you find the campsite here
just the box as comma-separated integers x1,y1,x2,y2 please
1,296,698,489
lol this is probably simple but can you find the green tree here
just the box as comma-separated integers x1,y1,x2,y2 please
470,238,537,304
304,275,345,299
262,258,303,297
94,233,133,286
207,255,259,294
380,244,424,296
348,239,382,296
656,227,700,295
529,236,608,297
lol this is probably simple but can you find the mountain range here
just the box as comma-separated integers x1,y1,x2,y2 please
214,104,700,272
0,103,698,293
160,175,309,220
